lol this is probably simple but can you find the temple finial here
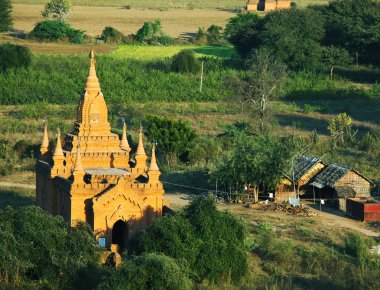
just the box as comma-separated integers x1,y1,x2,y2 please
136,127,146,155
40,121,49,155
149,143,159,171
85,49,101,96
120,121,131,152
74,141,84,172
54,128,64,157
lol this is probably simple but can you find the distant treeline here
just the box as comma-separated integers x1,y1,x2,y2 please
226,0,380,69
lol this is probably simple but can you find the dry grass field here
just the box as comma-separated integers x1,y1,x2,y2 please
12,4,235,37
13,0,329,9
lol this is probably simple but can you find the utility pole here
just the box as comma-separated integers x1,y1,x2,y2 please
200,60,204,93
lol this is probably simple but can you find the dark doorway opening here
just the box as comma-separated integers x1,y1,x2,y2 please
112,220,128,251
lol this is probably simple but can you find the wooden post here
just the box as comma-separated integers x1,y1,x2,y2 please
200,60,204,92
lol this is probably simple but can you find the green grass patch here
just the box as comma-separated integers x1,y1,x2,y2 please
112,45,237,60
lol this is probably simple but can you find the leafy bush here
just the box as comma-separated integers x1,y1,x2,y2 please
128,197,248,283
97,253,192,290
145,115,197,165
135,19,172,45
29,20,85,43
0,43,32,72
100,26,126,44
0,206,99,289
171,49,201,74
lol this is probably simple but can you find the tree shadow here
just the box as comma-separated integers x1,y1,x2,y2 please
284,86,380,126
193,46,237,58
0,188,35,208
161,170,210,194
335,67,380,84
275,113,330,135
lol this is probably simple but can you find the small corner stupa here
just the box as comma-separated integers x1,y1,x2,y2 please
36,50,165,251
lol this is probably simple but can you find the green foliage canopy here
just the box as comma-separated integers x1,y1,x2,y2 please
171,49,201,74
128,197,248,283
211,135,296,195
0,206,99,289
101,26,126,44
322,0,380,66
0,43,32,72
29,20,85,43
41,0,72,21
0,0,12,32
97,253,192,290
145,115,197,164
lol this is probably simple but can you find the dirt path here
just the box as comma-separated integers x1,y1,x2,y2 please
165,193,379,237
2,184,377,237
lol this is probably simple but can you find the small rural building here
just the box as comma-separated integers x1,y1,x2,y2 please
247,0,291,12
310,163,371,211
347,198,380,221
275,156,325,202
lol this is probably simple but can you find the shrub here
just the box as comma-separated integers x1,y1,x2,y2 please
171,50,201,74
98,253,192,290
128,197,248,283
145,115,197,165
0,0,13,32
0,43,32,72
0,206,99,288
135,19,172,45
193,27,208,45
100,26,126,44
29,20,85,43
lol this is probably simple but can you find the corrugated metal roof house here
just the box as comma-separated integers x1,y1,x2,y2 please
275,156,325,202
310,163,371,211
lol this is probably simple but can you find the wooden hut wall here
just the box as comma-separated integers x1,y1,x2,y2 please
335,171,371,197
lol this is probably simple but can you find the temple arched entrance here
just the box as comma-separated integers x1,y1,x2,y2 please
112,220,128,251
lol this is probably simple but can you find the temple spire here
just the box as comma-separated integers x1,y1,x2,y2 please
120,121,131,152
85,49,101,96
40,121,49,155
149,143,159,171
74,141,84,172
54,128,64,157
136,127,146,155
134,127,147,172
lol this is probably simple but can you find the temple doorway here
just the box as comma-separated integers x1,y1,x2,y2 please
112,220,128,251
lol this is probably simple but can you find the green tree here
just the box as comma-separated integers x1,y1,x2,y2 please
322,46,352,80
229,48,288,132
0,0,13,32
327,112,355,148
0,43,32,72
211,135,295,202
193,27,207,45
0,206,99,289
128,197,247,283
261,8,325,70
145,115,197,165
323,0,380,66
41,0,72,21
206,25,223,45
224,12,263,57
171,49,201,74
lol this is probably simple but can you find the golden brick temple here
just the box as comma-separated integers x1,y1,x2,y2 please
36,50,165,251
